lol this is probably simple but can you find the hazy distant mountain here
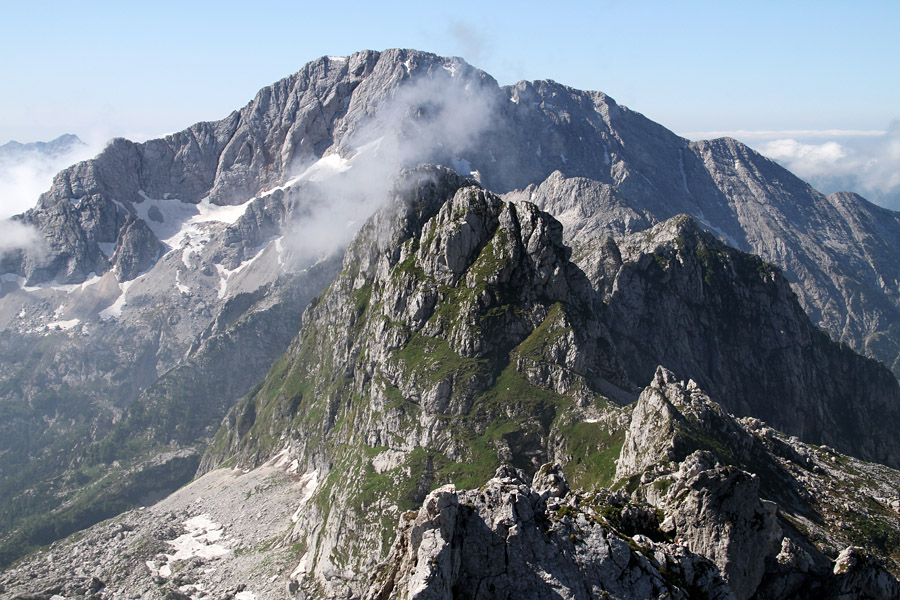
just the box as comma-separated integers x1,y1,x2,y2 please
0,134,85,161
795,171,900,211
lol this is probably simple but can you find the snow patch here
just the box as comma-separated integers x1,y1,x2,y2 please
1,272,101,294
270,445,292,469
560,154,567,164
442,60,459,77
215,265,229,300
210,238,270,300
175,271,190,295
146,515,231,583
295,153,352,182
327,55,348,62
98,242,116,257
134,191,251,249
235,593,257,600
583,418,600,424
180,229,212,269
99,278,137,320
47,318,80,331
536,144,542,158
291,470,320,523
166,515,230,562
603,146,611,166
291,137,382,186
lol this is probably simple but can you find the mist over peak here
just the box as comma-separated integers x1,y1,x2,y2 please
0,133,100,220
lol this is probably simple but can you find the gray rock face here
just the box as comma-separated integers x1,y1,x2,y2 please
618,370,781,599
523,137,900,376
112,214,162,280
365,466,733,600
668,463,780,600
11,50,900,382
831,547,900,600
591,217,900,467
618,366,900,600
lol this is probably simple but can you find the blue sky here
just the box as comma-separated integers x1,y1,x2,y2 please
1,0,898,209
2,0,897,142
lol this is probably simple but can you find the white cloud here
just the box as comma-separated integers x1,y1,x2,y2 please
0,136,104,219
754,122,900,201
281,62,499,265
683,129,885,141
760,138,848,171
0,219,41,253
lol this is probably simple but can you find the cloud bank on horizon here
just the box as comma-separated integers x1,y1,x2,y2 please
758,123,900,208
687,124,900,210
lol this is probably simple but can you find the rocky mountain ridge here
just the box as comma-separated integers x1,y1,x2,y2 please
0,134,85,161
196,167,900,598
3,48,900,592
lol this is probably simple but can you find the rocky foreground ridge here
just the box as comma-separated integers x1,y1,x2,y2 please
3,367,898,599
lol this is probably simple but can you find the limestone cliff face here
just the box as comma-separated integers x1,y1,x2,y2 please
363,367,900,600
13,49,900,383
4,367,900,599
581,216,900,466
202,167,628,597
520,139,900,376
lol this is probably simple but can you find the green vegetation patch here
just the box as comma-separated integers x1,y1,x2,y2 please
558,421,625,490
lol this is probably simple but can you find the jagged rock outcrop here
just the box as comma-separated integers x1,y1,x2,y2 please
4,346,899,600
518,137,900,378
12,50,900,382
365,465,733,600
200,167,632,597
588,216,900,467
618,366,900,600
